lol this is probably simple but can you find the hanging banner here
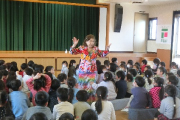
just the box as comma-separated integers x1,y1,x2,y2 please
156,25,172,44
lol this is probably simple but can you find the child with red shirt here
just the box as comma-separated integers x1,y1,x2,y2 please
141,59,147,73
149,77,164,108
26,73,51,106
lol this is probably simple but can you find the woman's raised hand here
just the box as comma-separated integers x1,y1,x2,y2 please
72,37,79,48
106,43,112,51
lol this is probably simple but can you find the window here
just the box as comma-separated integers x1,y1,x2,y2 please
174,15,180,56
148,18,157,40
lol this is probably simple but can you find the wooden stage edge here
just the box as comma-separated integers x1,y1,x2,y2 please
0,51,157,58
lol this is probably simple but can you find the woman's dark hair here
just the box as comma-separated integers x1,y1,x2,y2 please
116,70,125,80
135,76,145,87
21,63,28,70
59,113,74,120
62,61,68,67
44,66,53,73
81,109,98,120
34,76,46,91
128,69,137,77
0,60,5,66
69,60,76,68
126,74,133,82
56,88,68,101
144,70,153,85
28,60,35,68
127,60,133,66
35,91,49,106
154,77,164,100
76,90,88,102
95,86,108,114
104,72,115,85
29,112,48,120
111,57,117,63
67,77,76,103
165,85,177,118
51,79,60,91
57,73,67,82
83,34,96,47
168,75,179,86
24,68,33,76
9,80,21,91
34,65,44,73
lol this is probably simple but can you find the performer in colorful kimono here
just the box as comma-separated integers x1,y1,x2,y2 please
70,34,111,103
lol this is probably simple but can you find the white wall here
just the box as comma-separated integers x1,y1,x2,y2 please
99,8,107,50
108,3,150,51
147,3,180,52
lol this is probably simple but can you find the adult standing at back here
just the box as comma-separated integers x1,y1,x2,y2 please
70,34,111,103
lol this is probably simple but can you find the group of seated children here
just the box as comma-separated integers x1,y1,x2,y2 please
0,57,180,120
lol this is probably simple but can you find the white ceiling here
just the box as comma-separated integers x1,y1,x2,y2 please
102,0,180,5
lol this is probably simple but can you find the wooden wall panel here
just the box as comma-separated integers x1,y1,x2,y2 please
27,58,55,69
2,58,26,70
157,49,171,71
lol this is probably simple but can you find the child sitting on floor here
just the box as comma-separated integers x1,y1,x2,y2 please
91,86,116,120
154,85,180,120
125,74,134,98
45,66,57,79
144,70,154,92
22,91,52,120
91,72,117,100
149,77,164,108
74,90,91,120
53,88,74,120
57,73,68,88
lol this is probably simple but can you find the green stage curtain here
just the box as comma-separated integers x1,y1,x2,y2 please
0,0,99,51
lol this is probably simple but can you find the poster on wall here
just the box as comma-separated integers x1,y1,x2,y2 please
156,25,172,44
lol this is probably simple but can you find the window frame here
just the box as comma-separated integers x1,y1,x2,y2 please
148,17,158,40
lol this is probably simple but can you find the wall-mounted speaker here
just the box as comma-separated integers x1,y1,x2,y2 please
114,4,123,32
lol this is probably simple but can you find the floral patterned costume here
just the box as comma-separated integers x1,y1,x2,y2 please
70,46,109,102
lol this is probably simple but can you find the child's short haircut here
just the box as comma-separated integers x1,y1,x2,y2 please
29,112,48,120
128,69,137,77
158,67,166,74
120,63,126,69
76,90,88,102
56,88,68,101
121,61,126,65
127,60,133,66
10,80,21,91
177,70,180,77
116,71,125,80
24,68,33,76
135,62,140,67
111,58,117,63
153,58,160,65
59,113,74,120
57,73,67,82
145,66,152,70
168,75,179,86
104,60,110,67
0,80,5,90
45,66,53,73
34,65,44,73
100,65,106,71
167,72,174,77
35,91,49,106
62,61,68,66
142,59,147,65
28,60,34,67
21,63,28,70
81,109,98,120
127,74,133,82
135,76,145,87
171,62,177,67
51,79,60,91
0,65,6,70
0,60,5,66
160,62,165,67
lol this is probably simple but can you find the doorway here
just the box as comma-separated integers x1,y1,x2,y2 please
133,13,149,53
